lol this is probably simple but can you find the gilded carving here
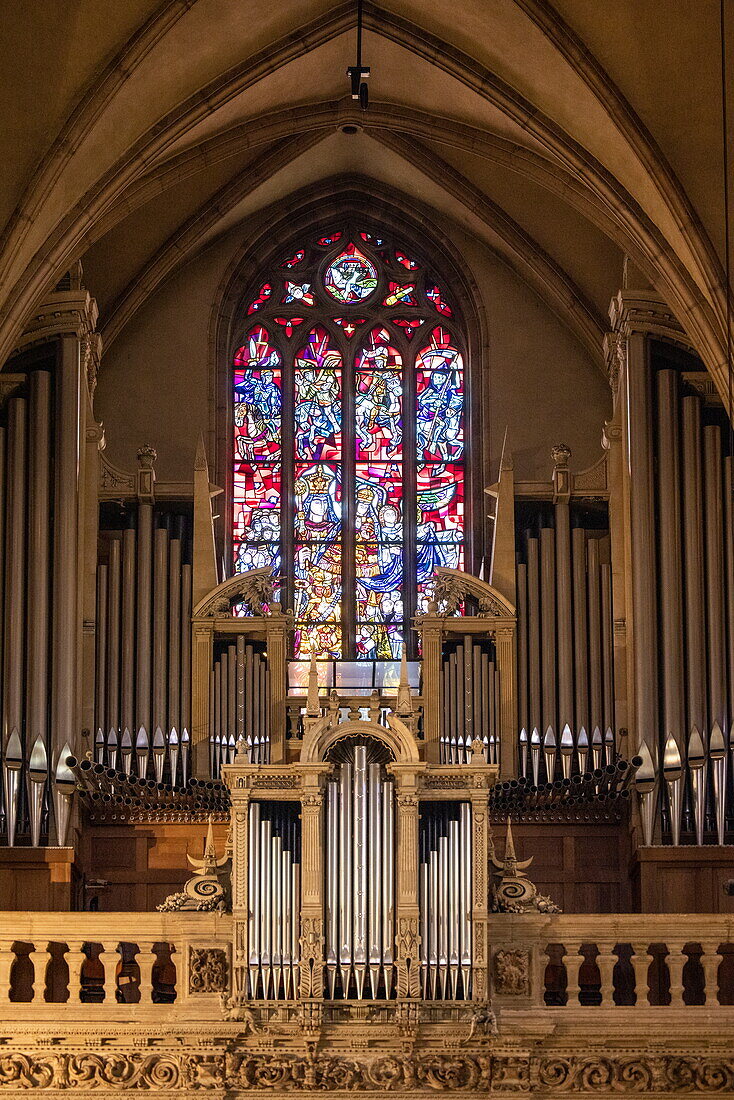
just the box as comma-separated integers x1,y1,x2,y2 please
298,916,324,999
493,948,530,995
188,948,229,994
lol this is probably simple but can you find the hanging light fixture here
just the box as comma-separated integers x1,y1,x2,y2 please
347,0,370,110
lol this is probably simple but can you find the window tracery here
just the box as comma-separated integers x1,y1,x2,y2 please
232,226,466,659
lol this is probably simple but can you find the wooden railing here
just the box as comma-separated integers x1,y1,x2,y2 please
0,912,231,1012
489,914,734,1007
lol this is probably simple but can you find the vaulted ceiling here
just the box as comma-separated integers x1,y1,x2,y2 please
1,0,730,398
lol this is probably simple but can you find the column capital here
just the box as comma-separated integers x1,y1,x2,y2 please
608,288,691,348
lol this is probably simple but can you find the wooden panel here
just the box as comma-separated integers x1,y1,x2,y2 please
0,849,74,910
633,848,734,914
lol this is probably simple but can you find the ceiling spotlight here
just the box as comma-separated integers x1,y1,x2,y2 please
346,0,370,111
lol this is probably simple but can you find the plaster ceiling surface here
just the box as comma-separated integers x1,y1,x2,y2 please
0,0,729,398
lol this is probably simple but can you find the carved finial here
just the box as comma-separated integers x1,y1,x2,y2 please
306,649,321,717
396,643,413,717
551,443,571,468
136,443,157,468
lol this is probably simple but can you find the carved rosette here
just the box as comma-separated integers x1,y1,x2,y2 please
493,949,531,996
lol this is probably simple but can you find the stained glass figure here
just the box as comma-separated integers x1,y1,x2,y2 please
233,227,466,661
284,281,314,306
294,328,342,460
333,317,365,337
324,244,378,303
395,250,419,270
416,328,464,461
282,248,305,268
383,282,416,307
392,317,424,339
247,283,272,313
273,316,305,337
426,284,453,316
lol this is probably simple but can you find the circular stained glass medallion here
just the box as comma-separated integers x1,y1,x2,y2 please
323,243,378,303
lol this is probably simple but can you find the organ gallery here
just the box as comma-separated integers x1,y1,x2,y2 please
1,1,734,1095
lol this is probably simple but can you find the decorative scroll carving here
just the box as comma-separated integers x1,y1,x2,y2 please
462,1004,498,1042
424,568,516,619
395,916,421,999
298,916,325,999
188,948,229,993
195,567,282,618
493,949,530,995
1,1052,733,1092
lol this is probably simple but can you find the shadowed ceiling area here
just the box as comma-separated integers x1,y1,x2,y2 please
0,0,730,399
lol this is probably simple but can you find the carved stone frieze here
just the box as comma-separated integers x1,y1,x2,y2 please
493,949,530,995
1,1051,732,1092
188,948,229,994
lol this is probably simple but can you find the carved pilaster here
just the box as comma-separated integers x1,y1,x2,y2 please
470,793,490,1001
298,768,329,1001
390,764,426,999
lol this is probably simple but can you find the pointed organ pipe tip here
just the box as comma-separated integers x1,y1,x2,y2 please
688,727,706,767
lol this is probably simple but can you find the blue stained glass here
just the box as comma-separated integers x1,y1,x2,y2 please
416,330,464,461
324,243,378,302
356,543,403,616
294,327,342,460
234,541,281,574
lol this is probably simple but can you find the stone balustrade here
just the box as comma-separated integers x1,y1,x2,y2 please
489,913,734,1008
0,912,232,1014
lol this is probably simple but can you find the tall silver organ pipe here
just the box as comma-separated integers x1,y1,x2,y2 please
516,517,614,780
439,638,497,764
247,801,300,999
325,739,395,999
95,511,193,783
419,803,472,1000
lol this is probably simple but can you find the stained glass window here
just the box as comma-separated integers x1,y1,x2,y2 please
232,227,467,659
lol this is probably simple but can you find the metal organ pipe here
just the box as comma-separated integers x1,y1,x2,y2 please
153,526,168,735
703,425,726,730
555,501,574,733
167,537,182,738
136,502,153,733
572,527,589,741
95,564,108,745
121,526,136,739
656,370,685,749
527,535,542,738
106,537,121,739
540,527,557,767
681,396,707,738
180,561,192,738
26,371,51,765
516,561,529,740
587,537,603,740
4,397,27,745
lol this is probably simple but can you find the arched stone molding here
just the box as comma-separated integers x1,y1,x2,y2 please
192,567,281,619
431,568,517,621
0,1,727,409
299,718,419,766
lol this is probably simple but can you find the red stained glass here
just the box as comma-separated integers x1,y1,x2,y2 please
324,244,378,303
294,328,343,460
316,232,342,246
333,317,365,337
426,284,452,316
392,317,424,338
360,231,384,245
232,463,281,539
273,316,305,336
416,464,464,536
355,463,403,537
395,250,419,270
383,282,416,307
233,326,281,463
247,283,272,313
282,248,305,268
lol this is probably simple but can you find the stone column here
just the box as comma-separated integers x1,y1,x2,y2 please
298,765,331,1006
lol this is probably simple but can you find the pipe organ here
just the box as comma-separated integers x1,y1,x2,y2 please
440,638,498,764
419,803,472,999
324,738,395,999
247,801,300,998
515,512,615,783
210,640,270,777
95,507,193,786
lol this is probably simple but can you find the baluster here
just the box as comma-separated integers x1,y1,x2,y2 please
98,944,120,1004
595,942,617,1007
0,941,16,1001
561,942,584,1005
136,942,158,1002
630,945,652,1007
700,941,721,1006
65,940,86,1003
27,946,42,1002
665,941,686,1007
